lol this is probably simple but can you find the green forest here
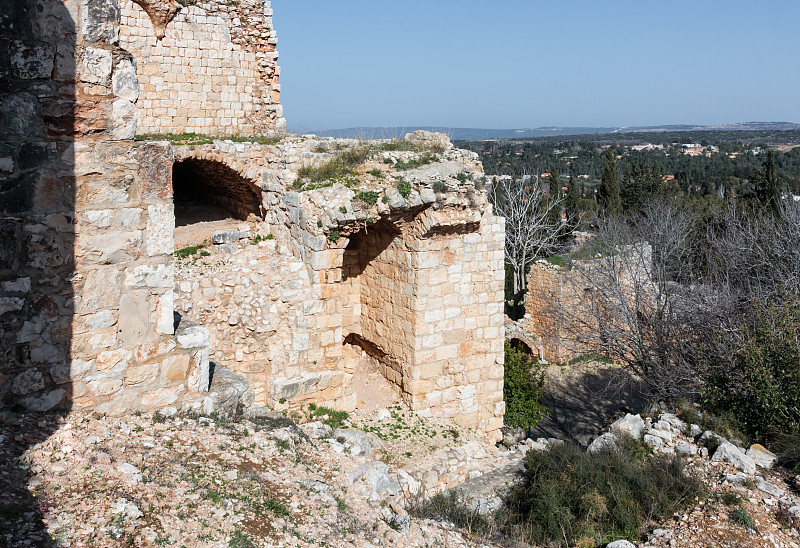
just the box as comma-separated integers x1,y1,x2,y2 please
457,130,800,202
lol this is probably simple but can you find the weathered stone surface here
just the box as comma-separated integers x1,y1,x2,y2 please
208,367,254,419
746,444,777,469
80,46,112,85
611,413,645,439
0,93,43,140
588,432,618,453
712,442,756,474
10,40,54,79
110,99,136,140
213,229,249,245
112,58,139,102
22,389,66,411
81,0,121,44
137,142,173,199
607,541,636,548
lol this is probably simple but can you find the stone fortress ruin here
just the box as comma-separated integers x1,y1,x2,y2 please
1,0,506,441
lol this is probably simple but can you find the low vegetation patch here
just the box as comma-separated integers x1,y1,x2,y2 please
411,439,701,547
504,439,701,546
295,144,372,190
135,133,280,146
354,190,380,205
306,403,349,429
174,244,205,259
391,153,439,171
729,508,757,531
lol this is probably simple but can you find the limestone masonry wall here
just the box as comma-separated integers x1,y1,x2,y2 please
119,0,284,136
1,1,505,443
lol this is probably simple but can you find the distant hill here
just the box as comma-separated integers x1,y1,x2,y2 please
311,122,800,141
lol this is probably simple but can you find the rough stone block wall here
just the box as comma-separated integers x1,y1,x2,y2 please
524,263,571,363
119,0,285,136
407,214,506,434
524,244,653,364
1,0,204,415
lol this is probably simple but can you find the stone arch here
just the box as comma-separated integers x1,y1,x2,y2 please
509,337,534,356
172,157,263,226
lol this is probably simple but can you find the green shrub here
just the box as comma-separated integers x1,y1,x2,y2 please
503,340,546,429
700,298,800,442
174,244,204,259
396,180,412,199
228,529,255,548
327,231,341,243
503,440,702,546
295,144,372,189
729,508,756,530
393,153,438,171
306,403,349,429
432,181,448,193
354,190,379,205
721,492,742,506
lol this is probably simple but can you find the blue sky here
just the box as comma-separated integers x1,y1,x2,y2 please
274,1,800,131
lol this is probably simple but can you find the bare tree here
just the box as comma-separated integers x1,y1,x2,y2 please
541,196,701,400
488,176,571,312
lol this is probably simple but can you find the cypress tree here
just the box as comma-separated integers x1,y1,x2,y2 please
598,149,622,215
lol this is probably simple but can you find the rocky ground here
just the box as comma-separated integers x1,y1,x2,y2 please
0,408,493,548
1,405,799,548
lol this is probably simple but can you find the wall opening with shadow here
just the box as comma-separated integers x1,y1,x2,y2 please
172,158,263,227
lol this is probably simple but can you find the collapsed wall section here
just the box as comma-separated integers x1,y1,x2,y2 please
119,0,285,136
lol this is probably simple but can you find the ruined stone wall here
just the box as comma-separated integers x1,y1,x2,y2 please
1,0,208,415
524,244,653,364
119,0,284,136
524,263,570,362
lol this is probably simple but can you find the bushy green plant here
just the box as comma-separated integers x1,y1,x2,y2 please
228,529,255,548
432,181,448,193
393,153,438,171
504,440,702,546
327,231,340,243
354,190,379,205
700,298,800,442
306,403,349,429
396,180,412,199
174,244,204,259
503,341,546,429
729,508,756,530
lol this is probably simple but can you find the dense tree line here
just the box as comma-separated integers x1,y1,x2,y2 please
460,134,800,201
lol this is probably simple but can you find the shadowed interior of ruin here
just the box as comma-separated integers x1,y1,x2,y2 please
342,223,412,395
172,158,263,226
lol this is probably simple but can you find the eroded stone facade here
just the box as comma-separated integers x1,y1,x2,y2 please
1,0,505,442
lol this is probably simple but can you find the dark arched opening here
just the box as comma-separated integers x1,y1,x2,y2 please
509,337,534,356
172,158,262,227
